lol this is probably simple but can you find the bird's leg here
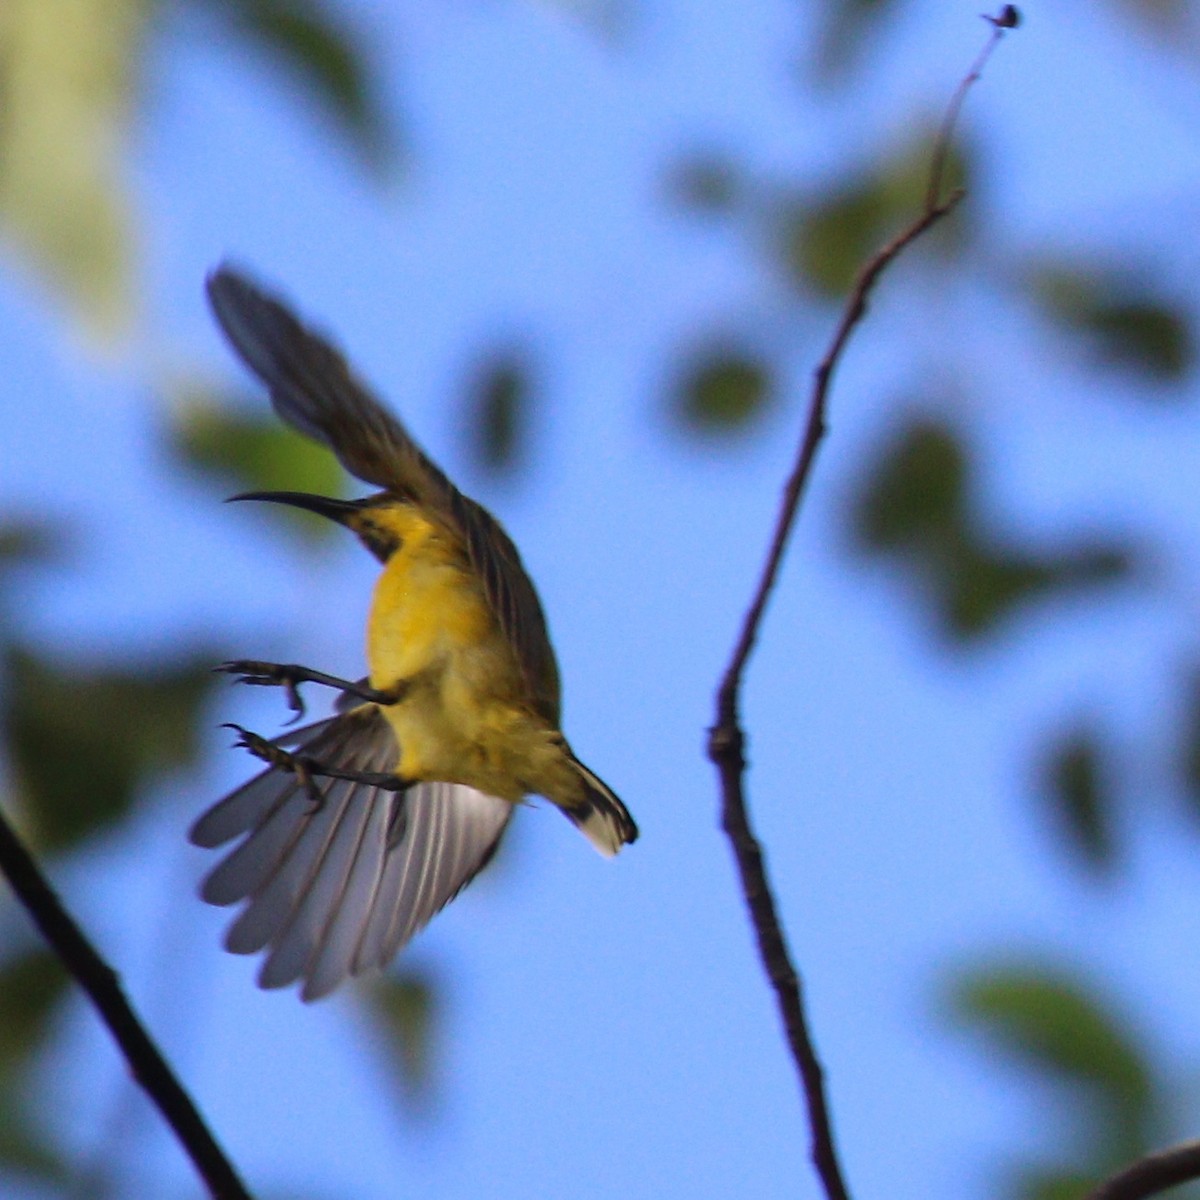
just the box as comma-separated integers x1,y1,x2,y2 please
223,724,324,805
216,660,406,722
224,724,414,808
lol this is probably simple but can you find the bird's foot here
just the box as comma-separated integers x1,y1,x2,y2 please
223,723,324,806
216,660,405,722
216,660,312,721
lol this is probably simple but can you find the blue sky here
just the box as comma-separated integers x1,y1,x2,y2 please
5,2,1200,1198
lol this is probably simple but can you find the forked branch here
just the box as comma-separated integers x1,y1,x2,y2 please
706,11,1019,1200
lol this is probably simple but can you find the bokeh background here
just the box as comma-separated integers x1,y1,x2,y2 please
3,2,1200,1198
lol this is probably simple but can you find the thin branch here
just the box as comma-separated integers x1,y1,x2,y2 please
1085,1141,1200,1200
926,5,1020,214
706,12,1017,1200
0,803,253,1200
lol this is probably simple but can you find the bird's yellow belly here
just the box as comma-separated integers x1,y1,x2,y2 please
365,517,555,800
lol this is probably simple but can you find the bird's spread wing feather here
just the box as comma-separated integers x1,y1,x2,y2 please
190,706,512,1000
206,266,561,721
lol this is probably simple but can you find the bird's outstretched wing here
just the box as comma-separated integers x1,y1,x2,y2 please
206,266,560,722
191,706,512,1001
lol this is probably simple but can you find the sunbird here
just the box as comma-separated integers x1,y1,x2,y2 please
191,267,637,1001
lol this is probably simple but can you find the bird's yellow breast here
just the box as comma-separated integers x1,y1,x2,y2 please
366,508,496,686
363,505,554,798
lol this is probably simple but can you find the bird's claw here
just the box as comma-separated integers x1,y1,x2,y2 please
215,660,307,722
223,723,323,806
222,722,287,765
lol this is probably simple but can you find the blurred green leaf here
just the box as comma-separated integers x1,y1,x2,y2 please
853,416,1134,641
0,952,68,1180
0,1083,64,1182
1176,665,1200,805
939,544,1047,638
1174,665,1200,829
0,950,68,1079
0,0,144,337
1013,1167,1097,1200
168,392,347,537
0,521,64,601
538,0,631,40
364,970,438,1113
1032,267,1193,385
1089,303,1190,381
1111,0,1189,36
198,0,392,168
4,647,214,851
779,134,968,297
467,354,532,474
780,184,886,300
1039,726,1116,872
810,0,898,82
852,420,966,551
941,541,1132,641
665,154,741,214
673,350,772,435
950,964,1157,1152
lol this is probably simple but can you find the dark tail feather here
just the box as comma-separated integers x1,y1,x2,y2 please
561,757,638,856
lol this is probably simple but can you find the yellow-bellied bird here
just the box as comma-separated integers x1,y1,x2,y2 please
191,267,637,1001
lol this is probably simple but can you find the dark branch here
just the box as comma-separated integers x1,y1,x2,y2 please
1086,1141,1200,1200
0,803,253,1200
706,12,1016,1200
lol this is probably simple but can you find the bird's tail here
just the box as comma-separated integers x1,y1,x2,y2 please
560,756,639,857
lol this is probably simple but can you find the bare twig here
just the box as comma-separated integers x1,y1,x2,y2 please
706,12,1017,1200
0,803,252,1200
1085,1141,1200,1200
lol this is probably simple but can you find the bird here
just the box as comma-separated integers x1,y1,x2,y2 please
190,266,637,1001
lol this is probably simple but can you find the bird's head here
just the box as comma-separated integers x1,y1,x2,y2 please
229,491,405,562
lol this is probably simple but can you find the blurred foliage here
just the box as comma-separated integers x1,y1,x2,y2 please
191,0,394,170
810,0,898,83
3,647,214,852
0,525,56,567
1039,725,1115,874
0,1086,64,1185
1011,1167,1112,1200
950,963,1160,1184
467,353,534,474
1177,665,1200,824
168,389,348,536
0,950,68,1181
1110,0,1190,37
0,0,391,336
1031,265,1194,386
855,420,964,547
778,134,969,298
942,541,1130,642
851,417,1134,640
0,950,68,1076
0,0,144,338
673,349,773,435
0,520,63,587
666,153,742,215
364,970,439,1114
953,968,1155,1118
